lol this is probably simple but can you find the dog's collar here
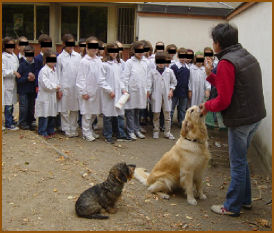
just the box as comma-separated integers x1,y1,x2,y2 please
184,137,201,144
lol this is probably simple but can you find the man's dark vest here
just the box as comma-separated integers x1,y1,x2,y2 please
216,43,266,127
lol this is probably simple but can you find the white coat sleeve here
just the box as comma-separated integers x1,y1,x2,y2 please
97,63,112,94
188,70,193,91
170,70,177,90
118,64,125,91
76,61,88,96
39,71,58,92
147,70,153,94
56,56,62,89
122,60,132,92
205,79,211,90
2,60,15,79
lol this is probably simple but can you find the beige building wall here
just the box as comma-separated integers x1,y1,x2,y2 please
137,15,226,51
229,2,272,172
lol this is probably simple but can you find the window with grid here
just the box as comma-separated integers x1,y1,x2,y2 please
117,8,135,44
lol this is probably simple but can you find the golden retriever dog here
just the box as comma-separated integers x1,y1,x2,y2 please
134,105,211,205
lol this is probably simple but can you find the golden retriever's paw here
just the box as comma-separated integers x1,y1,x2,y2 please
187,198,197,205
199,193,207,200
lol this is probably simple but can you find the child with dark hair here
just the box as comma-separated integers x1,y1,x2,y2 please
2,36,20,130
166,44,177,68
57,34,81,137
123,41,148,140
186,49,194,69
35,50,60,138
34,34,53,91
97,41,105,60
17,45,36,130
16,36,29,64
147,52,177,139
78,38,86,57
170,47,190,127
188,52,211,107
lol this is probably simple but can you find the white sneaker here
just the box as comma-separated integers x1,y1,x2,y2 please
136,131,145,139
82,134,95,142
66,131,79,138
128,132,137,140
153,132,159,139
164,132,175,140
6,125,19,131
92,131,99,139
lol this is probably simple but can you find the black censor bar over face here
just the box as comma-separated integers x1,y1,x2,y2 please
19,41,29,46
134,48,144,53
186,54,194,59
118,47,123,51
40,41,52,48
156,45,165,50
99,47,104,50
65,41,75,47
5,44,15,48
25,52,34,57
46,57,57,63
178,54,188,59
107,48,119,53
196,57,205,63
204,52,214,57
155,59,171,64
87,43,99,49
79,43,86,47
168,49,177,54
143,47,150,52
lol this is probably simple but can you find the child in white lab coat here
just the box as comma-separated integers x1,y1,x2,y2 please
57,34,81,137
35,50,60,138
123,41,149,140
76,36,108,142
147,52,177,139
101,43,129,144
2,37,20,130
188,52,211,107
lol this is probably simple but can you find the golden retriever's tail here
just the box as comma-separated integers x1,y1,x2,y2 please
134,168,149,186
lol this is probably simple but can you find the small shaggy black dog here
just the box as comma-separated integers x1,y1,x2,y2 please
75,163,136,219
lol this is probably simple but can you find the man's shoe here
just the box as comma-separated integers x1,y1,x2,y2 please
82,134,95,142
242,204,252,210
117,136,132,141
135,131,145,139
211,205,240,217
105,138,115,144
20,125,30,130
6,125,19,131
128,133,137,140
153,132,159,139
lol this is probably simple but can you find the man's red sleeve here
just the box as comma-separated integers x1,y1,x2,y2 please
204,60,235,112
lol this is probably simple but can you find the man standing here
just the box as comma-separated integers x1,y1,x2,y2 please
200,23,266,217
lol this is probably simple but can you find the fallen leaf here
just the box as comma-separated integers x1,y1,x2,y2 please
67,195,75,200
256,218,270,228
144,199,150,203
53,188,57,192
25,162,29,165
82,173,88,178
186,216,193,220
170,203,176,206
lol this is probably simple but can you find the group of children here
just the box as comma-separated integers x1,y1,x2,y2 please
2,33,217,143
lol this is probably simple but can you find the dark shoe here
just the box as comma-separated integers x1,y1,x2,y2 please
20,125,30,130
117,136,132,141
242,204,252,210
105,138,115,144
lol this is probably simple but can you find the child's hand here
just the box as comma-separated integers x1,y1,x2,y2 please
14,71,21,78
205,57,213,76
147,91,150,98
35,87,39,93
57,91,63,100
110,92,115,99
168,90,173,99
82,94,90,100
122,90,128,95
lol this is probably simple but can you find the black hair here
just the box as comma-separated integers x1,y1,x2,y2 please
211,23,238,50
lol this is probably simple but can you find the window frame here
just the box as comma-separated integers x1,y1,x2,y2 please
2,2,50,43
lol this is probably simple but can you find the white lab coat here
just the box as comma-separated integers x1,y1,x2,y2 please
76,55,109,115
147,54,156,71
123,56,148,110
56,50,81,112
147,68,177,113
2,52,19,105
101,60,125,117
35,65,59,117
188,64,211,106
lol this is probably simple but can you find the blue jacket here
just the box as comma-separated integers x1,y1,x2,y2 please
17,59,36,94
34,53,43,88
170,63,190,98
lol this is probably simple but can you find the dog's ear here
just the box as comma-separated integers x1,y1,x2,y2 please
118,171,128,183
